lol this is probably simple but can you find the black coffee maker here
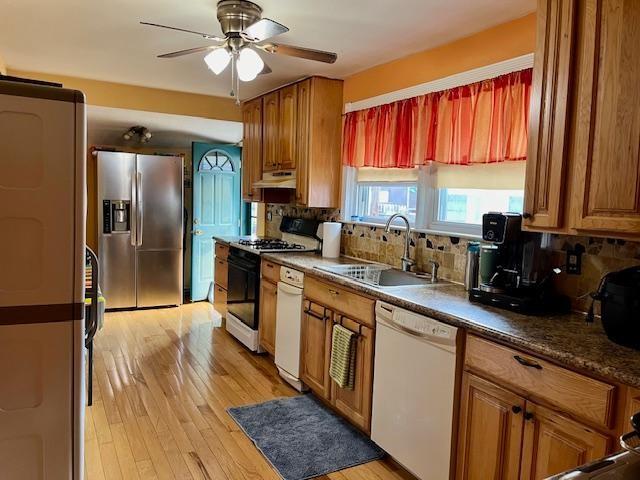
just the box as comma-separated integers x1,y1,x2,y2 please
469,212,570,314
478,212,524,291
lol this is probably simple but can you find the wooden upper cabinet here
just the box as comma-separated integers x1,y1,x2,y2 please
278,84,297,170
304,77,343,208
456,373,526,480
519,403,610,480
524,0,576,229
295,78,311,206
262,90,279,172
569,0,640,235
241,97,263,202
247,77,343,207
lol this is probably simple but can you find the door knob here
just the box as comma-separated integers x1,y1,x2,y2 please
193,229,203,236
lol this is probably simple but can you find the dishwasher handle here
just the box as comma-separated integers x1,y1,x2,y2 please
375,301,458,348
277,281,303,296
375,301,395,321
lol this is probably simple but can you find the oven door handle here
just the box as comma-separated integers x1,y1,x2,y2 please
227,257,258,271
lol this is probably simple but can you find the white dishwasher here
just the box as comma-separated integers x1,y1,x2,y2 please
274,266,306,392
371,301,459,480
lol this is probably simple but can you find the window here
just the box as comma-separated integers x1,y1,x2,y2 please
250,202,259,235
199,150,235,172
356,183,418,223
343,162,526,237
350,167,420,224
437,189,524,224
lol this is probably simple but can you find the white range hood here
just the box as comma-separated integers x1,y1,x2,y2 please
253,170,296,189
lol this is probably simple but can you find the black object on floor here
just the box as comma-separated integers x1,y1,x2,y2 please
227,395,385,480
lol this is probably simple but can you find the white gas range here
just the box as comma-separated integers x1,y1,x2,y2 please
224,217,320,353
230,237,318,254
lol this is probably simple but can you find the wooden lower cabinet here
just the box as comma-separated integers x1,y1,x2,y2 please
330,316,374,433
456,373,526,480
625,388,640,427
300,300,333,398
457,373,612,480
300,291,375,432
213,284,227,305
258,278,277,355
214,258,228,289
520,403,610,480
213,244,229,305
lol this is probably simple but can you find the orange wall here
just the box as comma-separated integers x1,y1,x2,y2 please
7,69,241,122
343,13,536,104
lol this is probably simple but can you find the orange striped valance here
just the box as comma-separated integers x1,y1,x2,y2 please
342,68,533,168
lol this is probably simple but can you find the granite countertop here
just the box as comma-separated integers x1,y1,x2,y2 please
262,252,640,389
213,235,263,245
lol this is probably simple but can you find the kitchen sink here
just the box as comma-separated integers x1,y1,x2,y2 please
315,264,448,287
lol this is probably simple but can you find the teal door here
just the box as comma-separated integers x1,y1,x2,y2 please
191,143,241,301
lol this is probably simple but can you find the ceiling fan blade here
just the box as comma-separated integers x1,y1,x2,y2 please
241,18,289,42
259,62,272,75
140,22,225,41
258,42,337,64
158,45,217,59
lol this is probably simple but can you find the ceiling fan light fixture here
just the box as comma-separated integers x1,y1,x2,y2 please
236,47,264,82
204,48,231,74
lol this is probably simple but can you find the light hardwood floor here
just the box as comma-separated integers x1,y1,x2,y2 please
85,302,412,480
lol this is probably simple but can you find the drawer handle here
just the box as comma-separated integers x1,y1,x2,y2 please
328,289,340,296
266,264,274,268
304,309,329,321
514,355,543,370
512,405,522,415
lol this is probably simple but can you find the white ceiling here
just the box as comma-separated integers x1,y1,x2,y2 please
0,0,535,99
88,105,242,149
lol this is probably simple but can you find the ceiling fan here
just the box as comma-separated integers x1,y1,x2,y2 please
142,0,337,102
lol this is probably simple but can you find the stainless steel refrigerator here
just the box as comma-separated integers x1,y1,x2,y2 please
97,151,183,308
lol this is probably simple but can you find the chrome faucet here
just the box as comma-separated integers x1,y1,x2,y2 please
384,214,415,272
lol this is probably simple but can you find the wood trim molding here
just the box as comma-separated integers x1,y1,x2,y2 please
0,303,84,325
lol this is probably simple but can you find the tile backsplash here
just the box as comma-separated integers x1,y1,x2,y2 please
266,204,640,313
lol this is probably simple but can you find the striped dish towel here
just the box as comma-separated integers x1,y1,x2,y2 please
329,323,357,390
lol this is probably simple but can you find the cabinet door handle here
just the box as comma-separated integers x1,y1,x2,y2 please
513,355,543,370
512,405,522,414
524,411,535,421
304,309,328,321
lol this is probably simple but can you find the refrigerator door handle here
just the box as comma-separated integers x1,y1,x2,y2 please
137,172,143,247
130,172,137,246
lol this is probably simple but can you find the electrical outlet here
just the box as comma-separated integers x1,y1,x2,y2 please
566,244,585,275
